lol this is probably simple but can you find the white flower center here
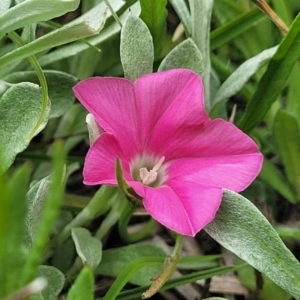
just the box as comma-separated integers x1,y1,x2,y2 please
139,156,165,185
130,155,167,187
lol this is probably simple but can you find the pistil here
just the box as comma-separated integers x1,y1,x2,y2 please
139,156,165,185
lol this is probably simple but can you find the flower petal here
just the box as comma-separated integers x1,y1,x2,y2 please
167,153,263,192
83,133,132,185
148,112,260,161
134,68,209,151
73,77,140,156
142,183,223,236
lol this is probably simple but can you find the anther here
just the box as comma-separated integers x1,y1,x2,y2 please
139,156,165,185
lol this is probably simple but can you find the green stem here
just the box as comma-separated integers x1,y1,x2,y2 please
141,233,183,299
118,202,156,242
7,31,49,141
102,257,165,300
65,256,82,285
56,186,116,245
94,191,128,240
104,0,122,27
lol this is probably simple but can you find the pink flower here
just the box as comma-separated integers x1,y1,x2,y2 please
73,69,263,236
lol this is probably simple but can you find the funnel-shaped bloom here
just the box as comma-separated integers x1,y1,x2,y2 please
73,69,263,236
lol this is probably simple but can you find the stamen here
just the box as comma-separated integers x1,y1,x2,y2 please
139,156,165,185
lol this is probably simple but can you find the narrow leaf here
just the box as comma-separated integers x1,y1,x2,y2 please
0,2,107,69
21,142,65,285
212,46,277,108
38,2,139,67
238,12,300,133
120,14,154,81
205,190,300,299
168,0,191,34
259,158,296,204
273,109,300,200
66,267,94,300
96,243,166,287
71,227,102,269
189,0,213,106
140,0,167,59
25,176,51,247
210,7,265,50
158,38,203,75
0,0,80,39
0,166,30,297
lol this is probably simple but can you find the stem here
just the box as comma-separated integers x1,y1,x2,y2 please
104,0,122,28
7,31,49,141
102,257,165,300
94,191,128,240
141,233,183,299
65,257,82,285
251,0,289,35
56,186,116,245
118,202,156,242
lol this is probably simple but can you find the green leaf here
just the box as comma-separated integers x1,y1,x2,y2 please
25,176,51,247
0,165,30,298
177,255,220,270
38,265,65,300
212,46,277,108
238,12,300,133
0,82,50,173
236,259,291,300
140,0,167,59
0,0,80,39
168,0,191,34
276,226,300,240
210,7,266,50
117,265,243,300
29,293,44,300
205,190,300,300
71,227,102,269
96,243,166,286
52,236,76,273
273,109,300,200
188,0,213,107
259,158,296,204
120,14,154,81
0,0,11,15
38,2,139,67
66,267,94,300
21,142,65,285
286,63,300,120
116,158,141,205
0,2,107,70
158,38,203,74
4,71,77,118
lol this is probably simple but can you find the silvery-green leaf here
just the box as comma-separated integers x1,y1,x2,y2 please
120,14,154,81
25,176,51,247
38,266,65,300
4,71,77,118
0,82,50,173
205,190,300,299
212,46,277,108
158,38,203,74
71,227,102,269
0,0,80,39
